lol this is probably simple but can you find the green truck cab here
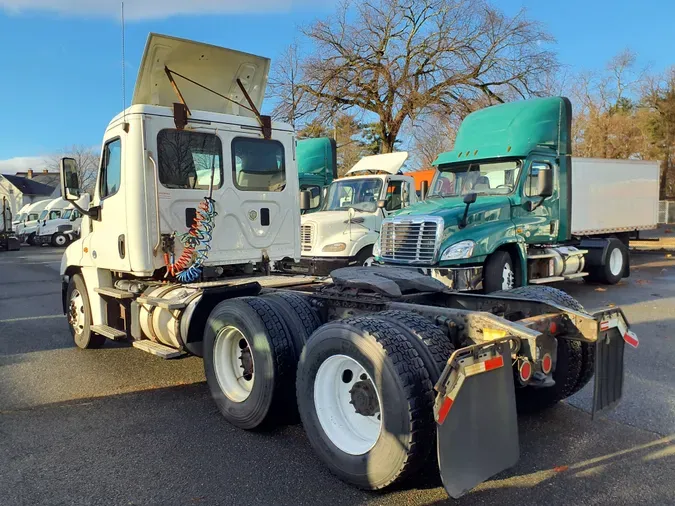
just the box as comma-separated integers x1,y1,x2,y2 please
374,96,660,292
297,137,338,213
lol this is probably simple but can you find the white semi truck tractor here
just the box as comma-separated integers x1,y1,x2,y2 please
58,33,637,499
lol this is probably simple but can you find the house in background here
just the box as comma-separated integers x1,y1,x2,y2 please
0,169,59,217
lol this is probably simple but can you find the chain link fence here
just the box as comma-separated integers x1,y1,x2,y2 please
659,201,675,224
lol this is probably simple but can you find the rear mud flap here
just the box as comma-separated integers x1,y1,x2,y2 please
593,310,632,417
434,341,519,499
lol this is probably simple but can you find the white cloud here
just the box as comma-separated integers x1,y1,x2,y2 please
0,0,306,20
0,155,52,175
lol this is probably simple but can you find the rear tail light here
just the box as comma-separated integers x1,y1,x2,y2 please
541,353,553,375
518,359,532,382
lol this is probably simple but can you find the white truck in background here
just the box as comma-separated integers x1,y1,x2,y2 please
16,199,51,245
36,204,82,247
281,152,418,275
53,33,636,500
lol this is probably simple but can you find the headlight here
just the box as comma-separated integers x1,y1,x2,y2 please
372,238,381,258
322,242,346,252
440,240,475,260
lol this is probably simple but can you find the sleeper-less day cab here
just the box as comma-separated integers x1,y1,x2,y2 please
374,97,660,292
57,34,637,499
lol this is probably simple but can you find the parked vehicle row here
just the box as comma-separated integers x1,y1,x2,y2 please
13,197,82,247
52,33,639,500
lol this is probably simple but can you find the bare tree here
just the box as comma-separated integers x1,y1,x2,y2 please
409,112,457,169
271,0,557,153
50,145,99,195
269,42,314,127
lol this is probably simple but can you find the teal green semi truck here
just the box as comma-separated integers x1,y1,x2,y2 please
374,97,660,292
297,137,337,213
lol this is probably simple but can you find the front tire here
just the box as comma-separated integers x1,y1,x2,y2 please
483,250,517,293
297,316,435,490
51,232,69,247
203,297,296,430
66,274,105,349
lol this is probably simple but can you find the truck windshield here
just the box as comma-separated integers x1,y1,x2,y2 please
15,213,25,222
38,210,48,221
322,178,383,213
430,160,521,197
61,210,72,220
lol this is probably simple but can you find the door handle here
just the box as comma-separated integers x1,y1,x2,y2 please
118,234,126,259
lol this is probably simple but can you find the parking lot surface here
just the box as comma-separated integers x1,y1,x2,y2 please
1,247,674,505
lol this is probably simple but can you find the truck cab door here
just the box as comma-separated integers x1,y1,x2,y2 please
514,159,560,244
86,129,132,272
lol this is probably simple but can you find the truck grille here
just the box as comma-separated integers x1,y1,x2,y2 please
380,217,444,265
301,224,314,252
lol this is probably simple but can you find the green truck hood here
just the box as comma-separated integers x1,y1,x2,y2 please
395,196,516,260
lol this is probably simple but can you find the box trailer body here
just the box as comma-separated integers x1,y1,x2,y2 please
375,97,660,292
54,38,634,501
570,158,659,235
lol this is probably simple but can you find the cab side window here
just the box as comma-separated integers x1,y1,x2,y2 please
100,138,122,199
384,180,404,211
524,161,552,197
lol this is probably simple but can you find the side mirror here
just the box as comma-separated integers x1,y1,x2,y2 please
463,192,477,205
377,199,387,209
60,157,81,202
420,180,429,200
299,190,312,211
537,168,554,198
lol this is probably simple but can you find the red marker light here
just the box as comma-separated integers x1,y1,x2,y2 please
542,353,553,374
519,360,532,382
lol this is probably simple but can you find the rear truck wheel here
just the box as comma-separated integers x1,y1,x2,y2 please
585,239,628,285
27,232,36,246
66,274,106,349
296,316,436,490
376,310,455,383
203,297,296,430
51,232,69,247
261,292,321,359
483,250,517,293
495,285,591,412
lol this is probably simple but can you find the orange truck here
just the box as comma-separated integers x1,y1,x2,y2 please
408,168,436,195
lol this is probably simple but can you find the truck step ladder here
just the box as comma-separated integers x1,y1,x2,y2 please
91,324,127,340
563,272,588,280
528,276,565,284
94,287,136,299
132,340,184,359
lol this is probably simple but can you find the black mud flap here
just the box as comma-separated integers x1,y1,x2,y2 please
434,340,519,499
592,309,634,418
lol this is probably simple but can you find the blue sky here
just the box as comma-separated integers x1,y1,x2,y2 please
0,0,673,171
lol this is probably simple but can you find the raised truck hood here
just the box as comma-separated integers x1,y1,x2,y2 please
132,33,270,118
345,152,408,175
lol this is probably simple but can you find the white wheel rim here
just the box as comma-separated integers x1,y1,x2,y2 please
68,289,85,335
56,235,66,245
213,326,254,402
314,354,382,455
609,248,623,276
501,263,515,290
363,256,375,267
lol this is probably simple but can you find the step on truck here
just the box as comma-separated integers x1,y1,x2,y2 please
373,97,660,292
283,152,419,275
57,33,637,499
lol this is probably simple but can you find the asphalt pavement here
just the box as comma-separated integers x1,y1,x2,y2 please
1,247,674,505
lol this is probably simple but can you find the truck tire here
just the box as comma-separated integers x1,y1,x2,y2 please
495,285,591,411
262,292,321,359
27,232,36,246
51,232,69,247
483,250,517,293
355,246,375,267
585,239,628,285
203,297,296,430
66,273,106,349
376,310,455,383
297,316,436,490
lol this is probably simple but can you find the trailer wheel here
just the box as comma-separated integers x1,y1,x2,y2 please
495,285,590,412
377,310,455,383
51,232,69,247
483,250,517,293
262,292,321,359
66,274,105,349
585,239,628,285
203,297,296,430
297,316,435,490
